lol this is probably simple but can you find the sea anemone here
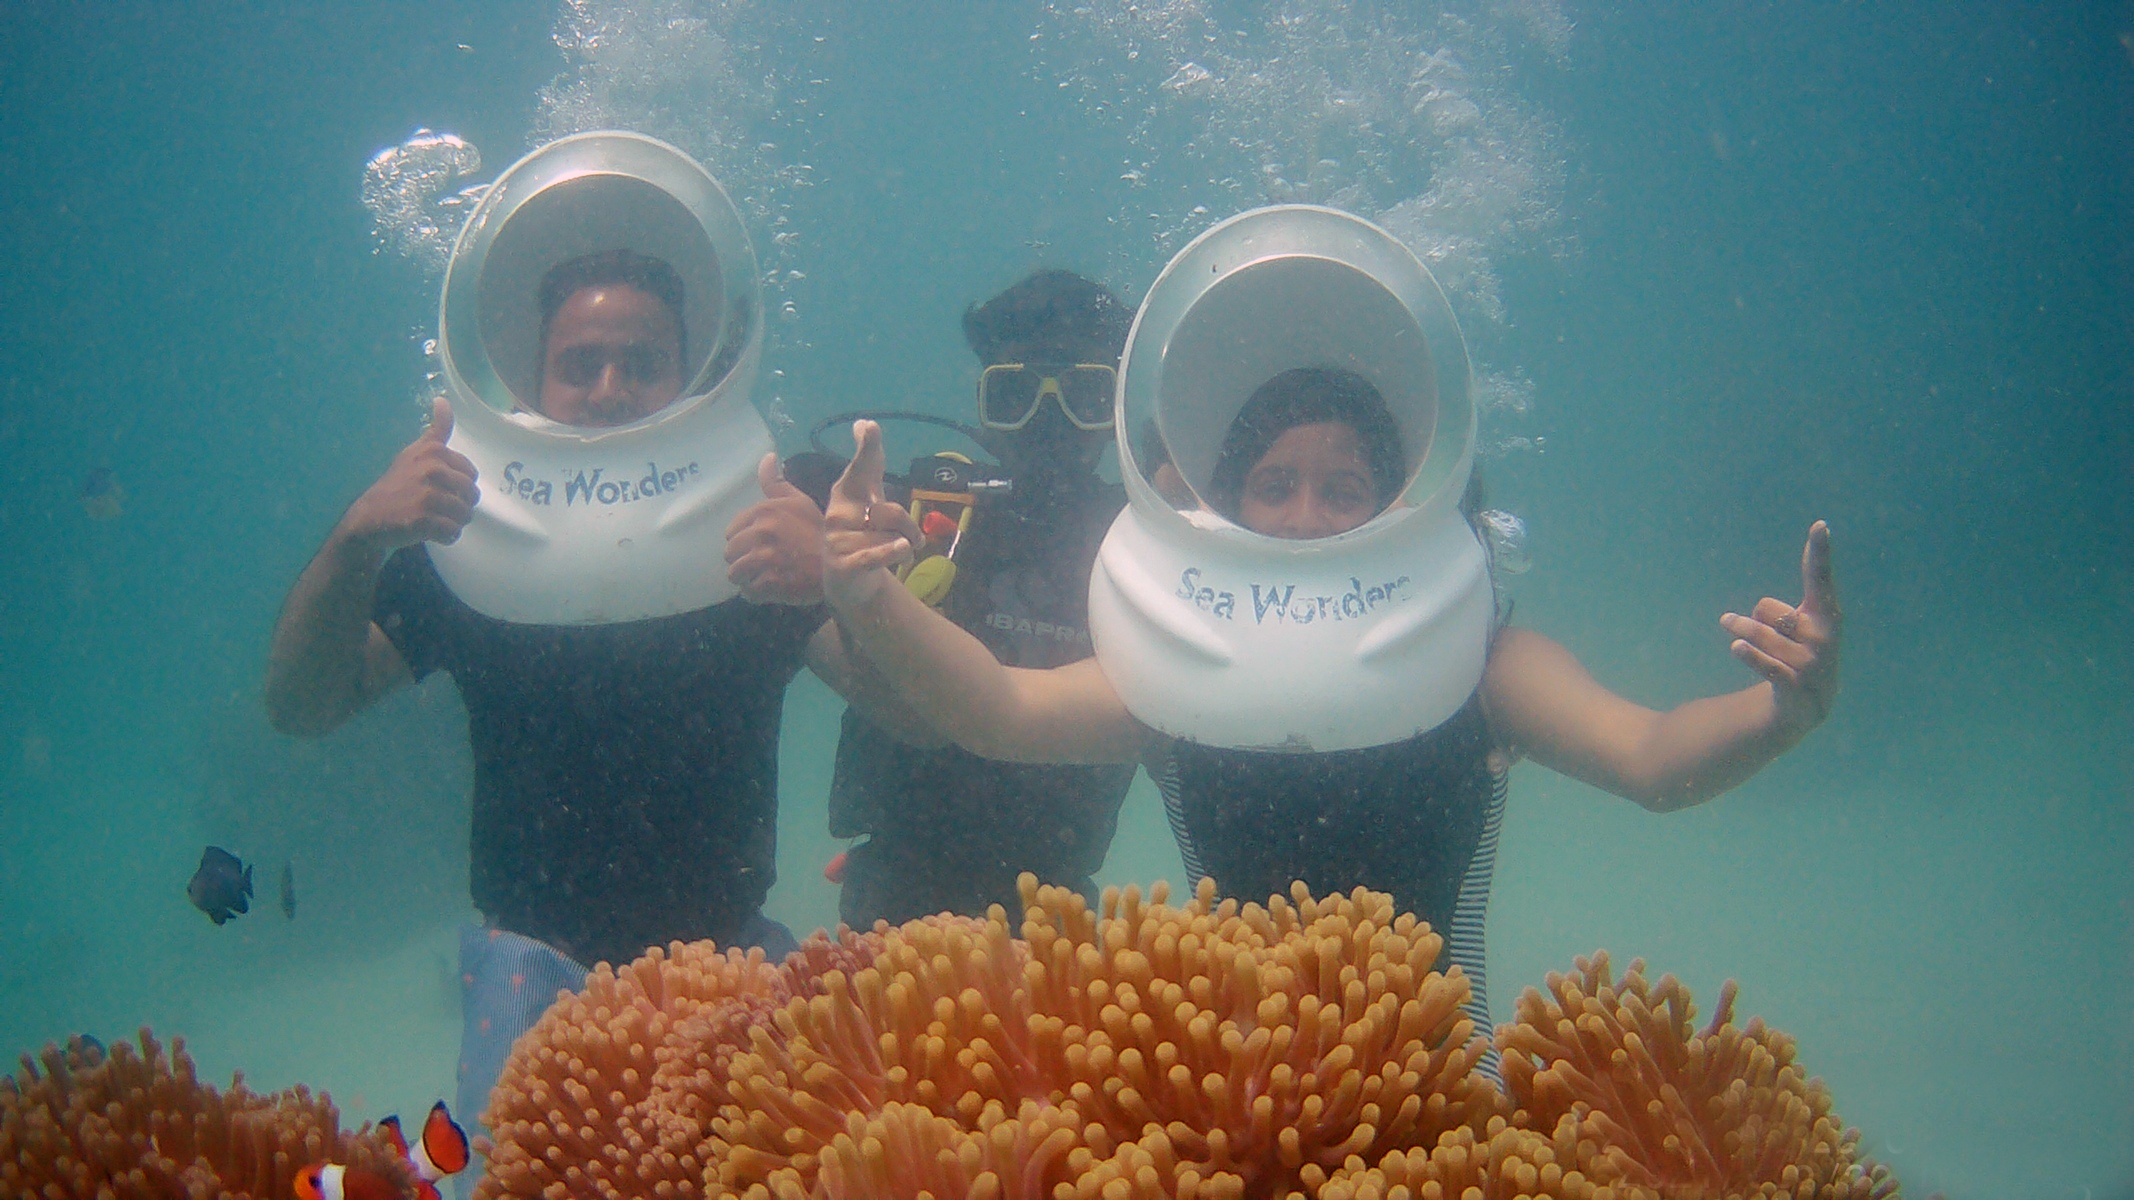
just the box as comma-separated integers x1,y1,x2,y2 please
1492,952,1900,1200
477,926,886,1199
475,880,1901,1200
0,1029,407,1200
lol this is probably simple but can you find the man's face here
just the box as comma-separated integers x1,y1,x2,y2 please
536,284,685,427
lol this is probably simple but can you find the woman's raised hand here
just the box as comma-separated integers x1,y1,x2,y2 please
1721,520,1842,739
823,420,924,612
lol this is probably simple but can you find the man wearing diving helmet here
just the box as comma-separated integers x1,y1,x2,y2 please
807,269,1138,926
265,249,827,962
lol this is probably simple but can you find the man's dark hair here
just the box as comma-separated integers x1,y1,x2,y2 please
1206,367,1409,520
537,249,688,363
962,269,1129,366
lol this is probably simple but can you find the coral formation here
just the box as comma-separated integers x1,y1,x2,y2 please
710,880,1489,1200
475,878,1900,1200
1493,953,1900,1200
478,925,886,1199
0,1028,407,1200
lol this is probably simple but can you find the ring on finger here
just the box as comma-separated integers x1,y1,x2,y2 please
1773,611,1799,638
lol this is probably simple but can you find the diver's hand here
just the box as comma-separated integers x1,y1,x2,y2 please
1721,520,1841,741
824,420,921,612
335,397,479,557
725,453,826,605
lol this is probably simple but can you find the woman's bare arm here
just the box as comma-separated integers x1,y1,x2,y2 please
820,421,1154,765
1484,522,1840,811
804,618,951,748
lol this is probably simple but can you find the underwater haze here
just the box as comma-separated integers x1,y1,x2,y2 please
1,2,2128,1197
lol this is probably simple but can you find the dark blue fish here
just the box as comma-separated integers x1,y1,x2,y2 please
187,846,253,925
279,861,296,920
79,467,125,520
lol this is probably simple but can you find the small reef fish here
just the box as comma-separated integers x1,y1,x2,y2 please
295,1101,470,1200
186,846,252,925
79,467,125,521
280,861,297,919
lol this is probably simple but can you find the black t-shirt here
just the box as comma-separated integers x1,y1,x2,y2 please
374,545,822,967
829,469,1137,925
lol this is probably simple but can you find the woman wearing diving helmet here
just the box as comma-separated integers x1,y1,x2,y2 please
818,206,1841,1022
806,270,1141,928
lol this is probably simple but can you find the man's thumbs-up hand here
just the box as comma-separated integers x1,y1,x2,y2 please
336,397,481,558
725,451,828,605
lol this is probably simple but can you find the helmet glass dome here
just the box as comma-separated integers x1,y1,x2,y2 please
1088,206,1494,753
424,133,774,626
440,133,757,432
1118,206,1474,548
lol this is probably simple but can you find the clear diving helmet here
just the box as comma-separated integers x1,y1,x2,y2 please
429,131,770,625
1088,204,1494,752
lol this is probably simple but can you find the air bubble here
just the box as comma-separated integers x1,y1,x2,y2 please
361,128,483,277
1477,510,1531,575
527,0,814,353
1160,61,1211,92
1034,0,1568,434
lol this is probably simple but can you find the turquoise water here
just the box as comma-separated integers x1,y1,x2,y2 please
2,3,2127,1197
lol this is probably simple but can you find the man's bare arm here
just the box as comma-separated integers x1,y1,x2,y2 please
265,398,476,736
265,535,412,736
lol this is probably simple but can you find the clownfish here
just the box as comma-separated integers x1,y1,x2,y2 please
295,1100,469,1200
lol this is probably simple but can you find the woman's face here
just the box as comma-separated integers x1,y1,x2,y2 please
1237,421,1382,539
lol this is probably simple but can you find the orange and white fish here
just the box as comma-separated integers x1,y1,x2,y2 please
295,1100,470,1200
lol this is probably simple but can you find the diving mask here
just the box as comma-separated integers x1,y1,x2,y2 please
977,362,1116,433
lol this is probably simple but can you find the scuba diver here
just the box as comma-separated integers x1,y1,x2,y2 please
804,270,1138,926
814,206,1842,1024
263,134,831,1166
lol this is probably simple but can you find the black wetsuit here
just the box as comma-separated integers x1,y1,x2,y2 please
1155,695,1504,975
1160,696,1493,930
373,468,829,968
830,467,1136,926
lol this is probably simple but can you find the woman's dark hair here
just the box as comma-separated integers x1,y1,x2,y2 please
963,269,1129,365
1134,418,1172,471
1206,367,1407,519
538,249,688,363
